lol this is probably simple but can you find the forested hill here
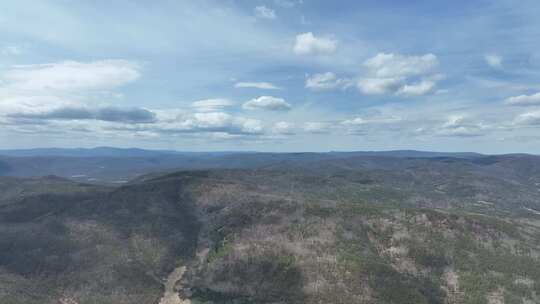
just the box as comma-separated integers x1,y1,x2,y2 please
1,157,540,303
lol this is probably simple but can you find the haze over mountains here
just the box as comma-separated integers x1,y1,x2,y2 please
0,147,484,183
0,147,484,158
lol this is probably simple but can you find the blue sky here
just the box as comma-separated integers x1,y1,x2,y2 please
1,0,540,153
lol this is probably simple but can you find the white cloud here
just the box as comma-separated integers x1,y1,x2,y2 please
436,115,486,137
191,112,232,129
342,115,401,126
293,32,337,55
189,113,263,134
241,118,265,134
358,53,441,96
234,82,280,90
1,60,140,92
396,80,436,96
442,116,466,128
305,72,351,91
0,60,142,127
514,111,540,126
485,54,503,69
505,92,540,106
0,95,70,116
242,96,291,111
437,127,484,137
364,53,438,78
357,77,402,95
191,98,234,112
150,111,265,135
0,60,283,140
254,6,276,19
7,105,156,123
272,121,295,134
303,122,330,133
341,114,402,135
23,109,269,139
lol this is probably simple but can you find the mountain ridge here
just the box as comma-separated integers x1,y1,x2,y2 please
0,147,487,158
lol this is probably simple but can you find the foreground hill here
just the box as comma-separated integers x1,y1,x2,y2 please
1,162,540,303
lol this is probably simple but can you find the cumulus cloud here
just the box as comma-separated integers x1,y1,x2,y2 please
191,98,234,112
0,59,146,130
234,82,281,90
254,6,276,19
0,60,278,141
241,118,265,134
191,112,238,129
293,32,337,55
364,53,438,78
305,72,351,91
396,80,436,96
357,53,441,96
242,96,291,111
44,109,269,139
514,111,540,126
0,94,69,115
485,54,503,69
151,111,264,135
1,60,140,92
505,92,540,106
357,77,402,95
436,115,486,137
7,106,157,123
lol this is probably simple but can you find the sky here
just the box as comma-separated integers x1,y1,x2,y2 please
1,0,540,153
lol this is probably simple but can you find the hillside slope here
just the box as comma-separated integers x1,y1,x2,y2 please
0,166,539,303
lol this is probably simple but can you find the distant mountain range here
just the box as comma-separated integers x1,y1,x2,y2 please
0,146,487,158
0,147,249,157
0,147,486,183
